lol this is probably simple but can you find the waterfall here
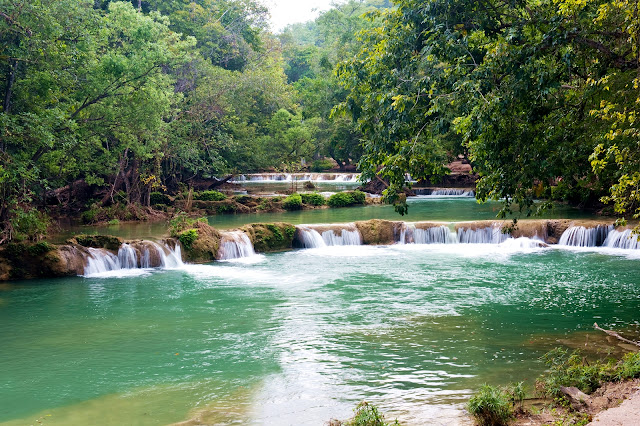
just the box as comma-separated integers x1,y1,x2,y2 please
217,231,257,260
295,224,362,248
231,173,360,183
414,188,475,197
457,226,508,244
397,224,456,244
602,229,640,249
83,241,183,275
558,225,613,247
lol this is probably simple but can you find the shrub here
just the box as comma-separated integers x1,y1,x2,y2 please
169,212,207,237
350,190,366,204
107,219,120,225
150,192,171,205
467,384,514,426
195,190,226,201
311,158,335,172
328,192,355,207
283,193,303,210
301,192,325,206
178,229,198,250
10,208,50,241
27,241,54,256
342,401,399,426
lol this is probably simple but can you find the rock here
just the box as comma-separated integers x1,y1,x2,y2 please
182,221,222,262
355,220,399,245
240,223,296,252
72,234,123,251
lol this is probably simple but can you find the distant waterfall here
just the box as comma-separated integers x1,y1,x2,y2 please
217,231,257,260
414,188,475,197
83,241,183,275
295,224,362,248
397,224,457,244
457,226,509,244
558,225,613,247
603,229,640,249
231,173,360,183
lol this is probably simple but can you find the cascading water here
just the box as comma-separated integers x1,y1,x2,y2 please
603,229,640,249
83,241,183,275
413,188,475,197
397,224,457,244
457,226,509,244
231,173,360,183
295,224,363,248
217,232,257,260
558,225,613,247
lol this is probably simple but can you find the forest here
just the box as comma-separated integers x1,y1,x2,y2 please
1,0,639,241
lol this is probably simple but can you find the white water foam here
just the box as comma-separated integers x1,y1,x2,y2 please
217,231,259,260
296,224,363,248
83,241,183,277
558,225,613,247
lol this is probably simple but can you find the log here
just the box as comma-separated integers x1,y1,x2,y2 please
593,323,640,348
560,386,592,411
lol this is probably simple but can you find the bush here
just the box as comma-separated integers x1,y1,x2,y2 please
342,401,399,426
195,190,226,201
107,219,120,225
10,208,50,241
328,192,355,207
169,212,207,237
178,229,198,250
301,192,325,206
283,193,303,210
150,192,171,205
350,190,366,204
467,384,514,426
311,158,335,172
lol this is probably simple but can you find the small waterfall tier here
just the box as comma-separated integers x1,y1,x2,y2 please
231,173,360,183
558,225,613,247
457,225,509,244
217,231,257,260
603,229,640,249
294,224,363,248
413,188,475,197
397,223,457,244
84,241,183,275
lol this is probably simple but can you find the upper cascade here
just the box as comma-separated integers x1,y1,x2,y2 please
413,188,475,197
603,229,640,250
217,231,257,260
558,225,613,247
231,173,360,183
84,241,183,275
294,224,363,248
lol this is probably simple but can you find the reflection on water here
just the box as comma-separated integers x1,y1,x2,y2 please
1,243,639,425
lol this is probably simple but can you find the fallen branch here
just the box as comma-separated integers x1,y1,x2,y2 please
593,323,640,348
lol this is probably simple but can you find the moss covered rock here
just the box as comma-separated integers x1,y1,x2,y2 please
240,222,296,252
72,234,123,251
355,220,399,245
181,221,222,263
0,242,83,280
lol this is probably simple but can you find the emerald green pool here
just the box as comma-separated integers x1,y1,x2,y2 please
1,242,639,424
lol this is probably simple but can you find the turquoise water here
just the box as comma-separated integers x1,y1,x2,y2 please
1,243,639,425
51,198,594,242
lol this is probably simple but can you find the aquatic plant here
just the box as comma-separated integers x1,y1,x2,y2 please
341,401,399,426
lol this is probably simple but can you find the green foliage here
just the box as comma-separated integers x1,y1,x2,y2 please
350,190,366,205
311,159,335,172
467,384,514,426
342,401,399,426
284,225,296,240
150,192,171,206
301,193,326,206
9,208,50,242
169,212,207,237
328,192,355,207
26,241,54,257
537,348,640,398
282,193,303,210
195,191,227,202
107,219,120,225
178,229,198,250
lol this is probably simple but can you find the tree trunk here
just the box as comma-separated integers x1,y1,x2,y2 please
1,59,17,152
